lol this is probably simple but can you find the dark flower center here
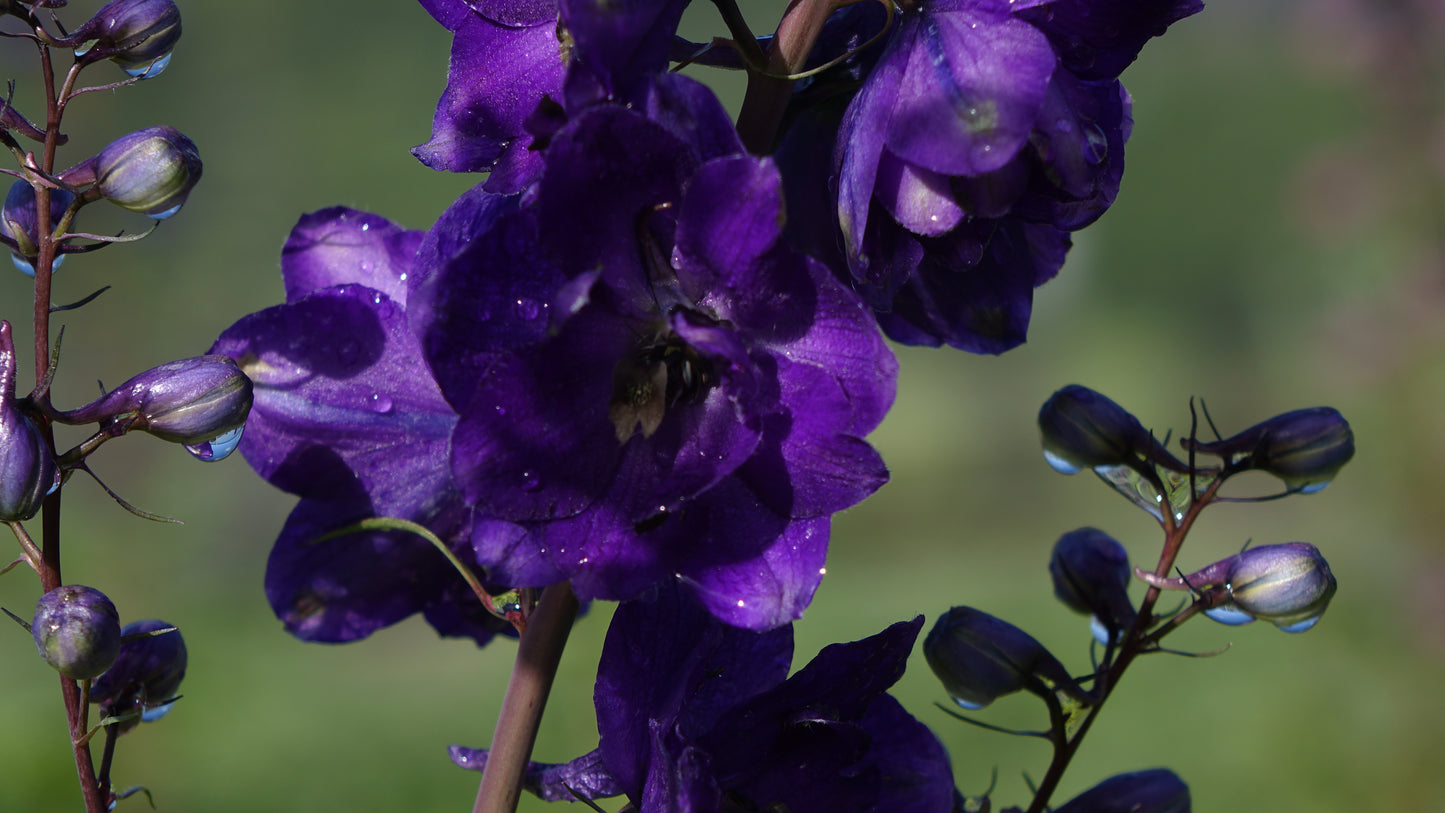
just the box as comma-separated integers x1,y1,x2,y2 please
608,327,716,442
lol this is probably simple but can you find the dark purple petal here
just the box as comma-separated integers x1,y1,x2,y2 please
640,73,746,162
414,205,565,414
536,105,694,287
280,208,420,305
212,286,455,517
877,220,1069,352
264,497,482,643
448,746,623,802
738,356,889,519
560,0,689,99
471,0,557,26
595,582,793,799
771,261,898,436
1014,0,1204,81
412,14,562,179
1017,74,1131,230
882,2,1055,176
675,510,830,630
417,0,472,30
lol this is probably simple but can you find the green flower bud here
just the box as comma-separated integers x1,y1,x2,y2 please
94,126,201,219
32,585,122,680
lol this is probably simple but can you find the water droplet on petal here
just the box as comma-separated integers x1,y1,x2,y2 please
1276,616,1322,633
360,222,371,232
951,695,989,711
123,53,172,79
369,393,393,414
494,404,507,416
185,426,244,462
519,470,542,492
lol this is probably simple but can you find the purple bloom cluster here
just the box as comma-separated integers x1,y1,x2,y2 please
451,583,954,811
210,0,1210,806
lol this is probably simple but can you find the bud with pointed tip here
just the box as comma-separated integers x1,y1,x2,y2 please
1038,385,1182,475
0,321,59,520
91,619,187,734
1050,527,1138,643
60,354,252,445
32,585,122,680
1,180,78,277
1185,407,1354,494
1054,768,1191,813
66,0,181,79
1137,542,1337,633
925,606,1091,710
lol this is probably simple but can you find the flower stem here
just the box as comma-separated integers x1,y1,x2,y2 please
735,0,836,154
473,581,580,813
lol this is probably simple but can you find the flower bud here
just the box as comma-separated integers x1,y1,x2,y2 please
61,355,252,445
1038,385,1162,474
91,619,187,734
1,180,77,276
1136,542,1337,633
32,585,122,680
0,321,59,521
1186,407,1353,494
925,606,1089,710
1053,768,1191,813
1050,527,1137,644
68,0,181,79
93,126,201,219
1224,542,1337,633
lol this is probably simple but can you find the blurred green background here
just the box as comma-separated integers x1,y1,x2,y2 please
2,0,1442,810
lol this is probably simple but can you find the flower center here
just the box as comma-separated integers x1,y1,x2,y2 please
608,328,716,442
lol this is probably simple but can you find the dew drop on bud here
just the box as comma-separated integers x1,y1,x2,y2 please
184,426,243,461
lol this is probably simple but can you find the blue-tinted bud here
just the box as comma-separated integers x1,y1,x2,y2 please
67,0,181,79
1137,542,1337,633
1053,768,1191,813
0,321,59,520
1039,385,1168,474
1224,542,1337,633
91,619,187,734
1,180,77,276
93,126,201,218
61,355,252,445
1050,527,1138,644
1186,407,1353,494
32,585,122,680
925,606,1089,710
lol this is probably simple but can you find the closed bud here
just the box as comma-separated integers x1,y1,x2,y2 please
32,585,122,680
1053,769,1191,813
61,354,252,445
93,126,201,219
0,321,59,520
68,0,181,79
1038,385,1158,475
925,606,1089,710
1137,542,1337,633
1,180,77,276
1050,527,1137,644
1224,542,1337,633
1186,407,1353,494
91,619,187,734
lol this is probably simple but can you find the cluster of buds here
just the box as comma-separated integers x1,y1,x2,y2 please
0,0,198,274
925,386,1351,810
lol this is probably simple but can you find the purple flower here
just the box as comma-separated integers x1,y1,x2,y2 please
413,0,689,190
824,0,1200,351
211,207,513,645
419,84,896,629
451,583,955,811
